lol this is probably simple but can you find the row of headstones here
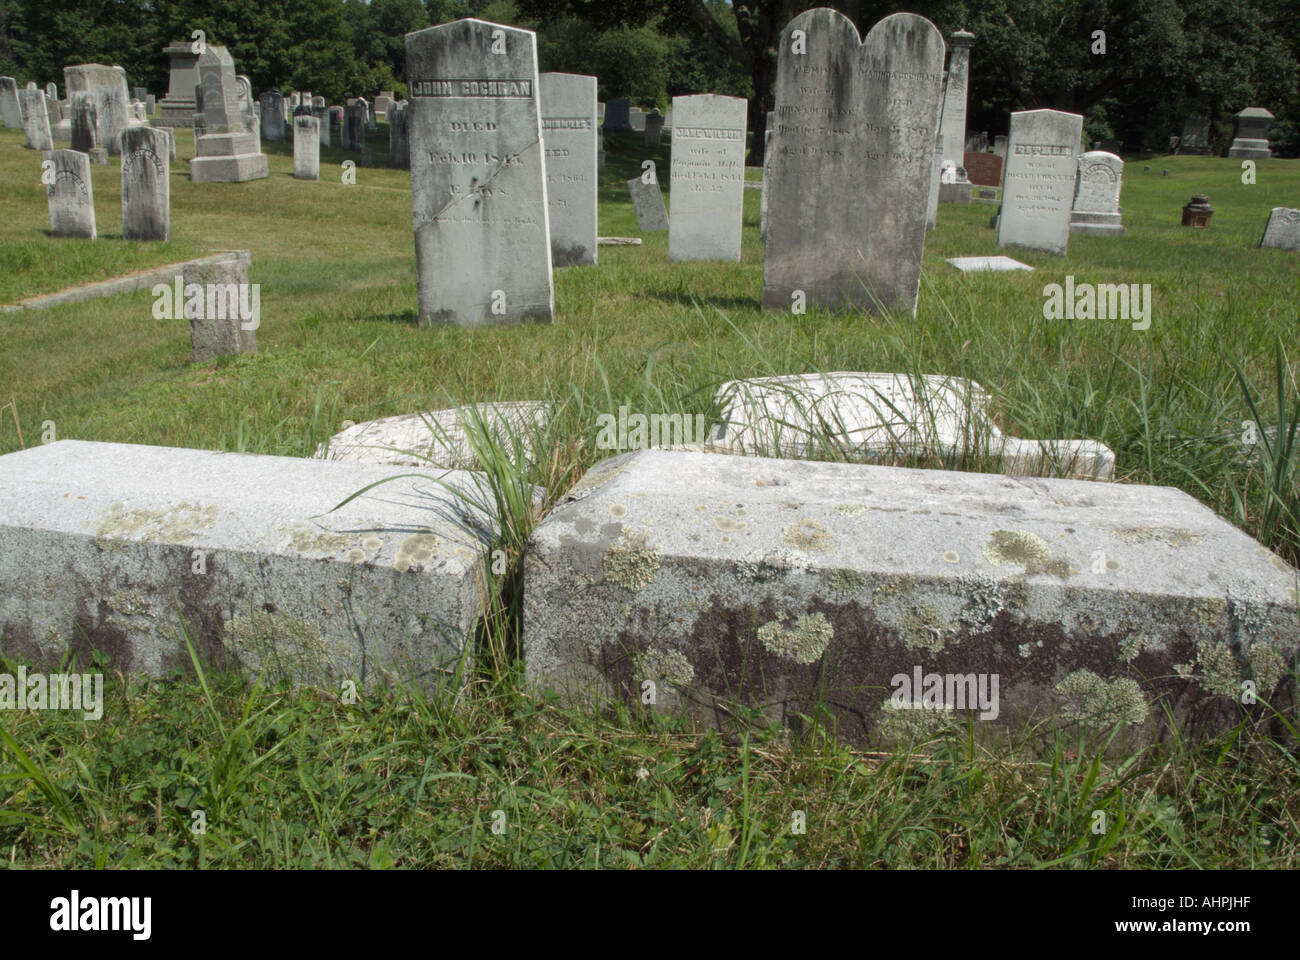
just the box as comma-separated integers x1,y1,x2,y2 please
44,129,171,241
257,91,411,171
2,74,150,157
1173,110,1276,158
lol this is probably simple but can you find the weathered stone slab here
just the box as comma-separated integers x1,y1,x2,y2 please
313,105,331,148
186,253,257,361
63,65,129,155
386,101,406,166
1070,150,1125,235
524,448,1300,746
314,401,550,469
997,108,1083,255
260,91,285,141
938,29,975,174
190,47,268,183
604,97,630,131
120,127,170,241
44,148,96,239
20,86,52,149
1259,207,1300,251
704,372,1112,479
406,18,554,327
69,91,97,152
344,103,365,150
762,10,945,315
0,440,494,686
963,151,1002,187
628,176,669,232
540,72,598,267
667,94,746,262
293,114,319,180
0,76,22,127
644,109,663,147
946,255,1032,273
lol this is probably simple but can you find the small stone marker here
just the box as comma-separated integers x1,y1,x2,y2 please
540,72,598,267
762,9,946,314
186,253,257,362
20,86,52,149
261,90,285,141
667,93,747,262
120,126,170,241
0,76,22,127
386,101,407,167
628,176,669,232
1069,150,1125,235
293,114,319,180
45,148,96,239
406,18,554,327
946,255,1033,273
69,91,97,152
997,108,1083,255
1259,207,1300,251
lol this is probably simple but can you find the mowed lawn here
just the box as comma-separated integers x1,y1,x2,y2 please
0,121,1298,869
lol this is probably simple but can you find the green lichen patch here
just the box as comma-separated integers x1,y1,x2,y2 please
875,697,959,740
1194,637,1242,698
608,503,628,518
393,530,445,572
1110,526,1204,548
755,613,833,665
1054,670,1149,727
288,524,358,558
361,535,383,551
982,529,1071,578
834,503,869,517
781,518,834,552
899,603,958,655
713,514,747,532
828,568,868,598
636,645,695,688
603,530,662,591
942,550,960,563
1118,632,1152,663
96,501,219,544
1247,643,1289,699
346,548,366,563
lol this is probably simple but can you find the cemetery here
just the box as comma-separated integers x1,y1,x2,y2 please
0,1,1297,872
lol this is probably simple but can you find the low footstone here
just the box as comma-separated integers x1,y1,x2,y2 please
293,115,319,180
1259,207,1300,251
186,254,257,362
0,440,495,687
120,126,170,241
45,148,96,239
946,255,1032,273
628,176,669,232
524,449,1300,747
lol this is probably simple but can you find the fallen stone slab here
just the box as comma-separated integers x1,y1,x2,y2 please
0,440,496,686
315,401,550,470
947,255,1032,272
598,237,642,245
704,372,1114,481
524,449,1300,747
1,252,252,313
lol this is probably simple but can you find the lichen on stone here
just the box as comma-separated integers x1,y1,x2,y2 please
828,568,868,598
96,501,219,544
1054,670,1149,727
1194,637,1242,698
603,529,662,591
636,645,695,688
393,529,445,572
875,696,958,740
288,524,358,558
1246,642,1290,700
1110,527,1203,548
224,608,339,686
942,550,960,563
755,613,832,665
982,529,1071,578
781,518,835,552
1118,632,1152,663
899,603,959,655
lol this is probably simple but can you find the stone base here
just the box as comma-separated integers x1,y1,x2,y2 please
51,119,71,142
189,152,269,183
1070,212,1125,235
939,181,972,204
155,101,196,128
1228,138,1270,159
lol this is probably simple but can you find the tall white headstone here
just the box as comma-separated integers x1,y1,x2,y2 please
667,93,747,262
294,114,320,180
540,72,598,267
997,108,1083,255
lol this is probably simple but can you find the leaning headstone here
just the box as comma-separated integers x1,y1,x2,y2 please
1227,107,1274,159
406,18,554,327
667,93,747,262
1069,150,1125,235
293,114,319,180
69,91,98,152
540,72,598,267
260,90,285,141
0,77,22,127
344,103,364,150
997,108,1084,255
644,108,664,147
158,42,200,127
191,47,269,182
45,148,96,239
763,9,946,314
604,97,630,131
186,253,257,361
386,101,406,166
20,86,52,149
628,176,669,232
1258,207,1300,251
1177,116,1212,155
120,126,170,241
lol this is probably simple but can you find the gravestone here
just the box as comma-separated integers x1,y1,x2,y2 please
132,85,145,102
0,77,22,128
158,42,200,126
406,18,554,327
314,105,331,148
344,103,364,150
312,96,325,108
1069,150,1125,235
926,73,946,231
161,126,175,163
1227,107,1273,159
20,86,52,149
762,9,945,315
644,108,664,148
628,176,669,231
540,72,598,267
329,106,343,143
963,151,1002,186
120,126,170,241
190,46,269,183
1177,117,1212,155
235,75,256,139
760,109,775,239
938,30,975,175
187,254,257,362
629,106,646,131
604,97,630,131
993,134,1007,158
64,64,129,155
261,91,285,141
997,108,1083,255
667,93,747,262
357,97,373,131
293,114,320,180
146,94,155,114
375,94,394,119
386,101,406,166
1258,207,1300,251
45,148,96,239
69,91,98,152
